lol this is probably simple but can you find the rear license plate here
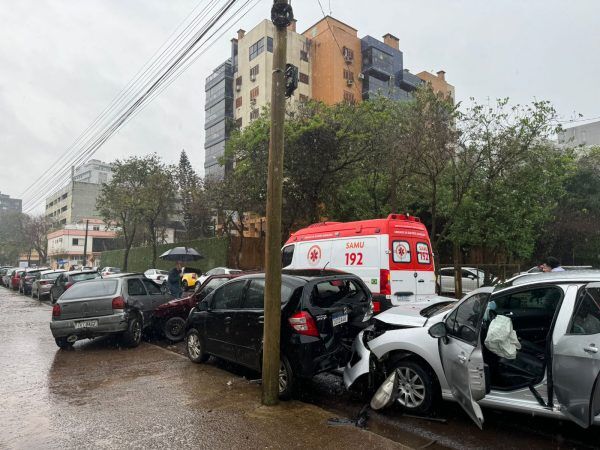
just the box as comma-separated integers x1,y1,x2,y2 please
332,312,348,327
74,320,98,329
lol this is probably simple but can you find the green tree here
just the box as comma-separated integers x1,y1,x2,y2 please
0,212,26,265
177,150,209,239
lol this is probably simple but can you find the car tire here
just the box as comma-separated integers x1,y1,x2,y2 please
164,317,186,343
186,328,209,363
121,314,143,348
278,355,295,400
55,337,73,350
388,358,439,415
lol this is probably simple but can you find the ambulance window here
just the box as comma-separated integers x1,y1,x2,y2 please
282,245,294,267
392,241,411,263
416,242,431,264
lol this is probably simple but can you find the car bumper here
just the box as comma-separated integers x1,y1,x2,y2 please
343,330,372,388
37,285,52,295
50,312,128,338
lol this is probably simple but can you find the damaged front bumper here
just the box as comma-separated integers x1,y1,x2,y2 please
343,329,373,389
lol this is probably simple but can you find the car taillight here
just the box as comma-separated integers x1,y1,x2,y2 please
52,304,61,317
288,311,319,337
380,269,391,295
112,296,125,310
372,300,381,313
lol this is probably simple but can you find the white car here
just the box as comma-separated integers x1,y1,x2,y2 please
344,271,600,429
144,269,169,284
100,267,121,277
437,267,492,294
197,267,242,285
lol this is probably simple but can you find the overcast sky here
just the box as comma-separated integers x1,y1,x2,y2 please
1,0,599,213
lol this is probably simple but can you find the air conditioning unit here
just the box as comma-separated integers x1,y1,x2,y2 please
235,85,241,92
357,73,365,80
346,79,354,86
250,74,256,82
250,98,257,105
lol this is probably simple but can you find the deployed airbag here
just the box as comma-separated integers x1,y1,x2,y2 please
485,315,521,359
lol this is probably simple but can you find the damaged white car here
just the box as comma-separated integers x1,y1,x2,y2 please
344,272,600,429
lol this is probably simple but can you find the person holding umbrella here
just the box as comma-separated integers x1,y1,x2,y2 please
167,261,183,298
159,247,204,298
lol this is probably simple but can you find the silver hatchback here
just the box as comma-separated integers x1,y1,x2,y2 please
344,272,600,429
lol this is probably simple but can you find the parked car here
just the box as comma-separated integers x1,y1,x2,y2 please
437,267,496,294
100,267,121,277
0,267,15,287
49,270,101,303
344,271,600,429
197,267,242,285
10,269,26,291
185,269,374,398
153,273,244,342
31,269,65,299
19,267,49,295
50,273,173,349
144,269,169,284
1,268,17,287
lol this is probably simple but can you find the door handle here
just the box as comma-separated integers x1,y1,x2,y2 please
224,317,232,325
258,315,264,324
457,354,467,363
418,279,425,283
584,345,598,354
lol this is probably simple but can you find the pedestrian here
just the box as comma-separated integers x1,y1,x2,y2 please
541,256,565,272
167,261,183,298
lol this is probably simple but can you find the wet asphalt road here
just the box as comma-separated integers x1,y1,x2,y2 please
2,286,600,449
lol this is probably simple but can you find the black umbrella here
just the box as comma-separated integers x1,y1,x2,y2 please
159,247,203,262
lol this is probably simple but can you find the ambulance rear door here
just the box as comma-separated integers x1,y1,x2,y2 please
414,241,436,299
330,236,381,294
389,238,418,303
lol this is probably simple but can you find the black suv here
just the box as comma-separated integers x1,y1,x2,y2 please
185,270,374,398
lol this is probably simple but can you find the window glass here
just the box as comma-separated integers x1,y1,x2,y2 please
127,279,147,296
282,245,294,267
311,280,367,309
416,242,431,264
267,36,273,52
244,279,265,309
197,277,229,300
71,272,99,282
211,281,245,309
61,280,119,300
249,38,265,61
446,293,488,345
570,289,600,335
142,279,162,295
494,287,562,312
392,241,411,263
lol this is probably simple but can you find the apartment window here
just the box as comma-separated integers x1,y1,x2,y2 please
267,37,273,52
343,90,355,103
343,46,354,61
299,94,309,103
235,118,243,128
206,100,226,123
235,96,243,108
72,238,80,246
343,69,354,81
299,72,309,84
300,50,309,62
250,86,259,100
236,76,242,87
250,109,260,121
93,226,100,231
249,38,265,61
250,64,259,79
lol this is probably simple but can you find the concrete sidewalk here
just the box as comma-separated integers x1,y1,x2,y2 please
0,288,407,449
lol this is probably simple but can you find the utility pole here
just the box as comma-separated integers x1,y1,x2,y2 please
82,219,89,267
262,0,293,406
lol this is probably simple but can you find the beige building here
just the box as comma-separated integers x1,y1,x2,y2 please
416,70,455,101
233,20,311,129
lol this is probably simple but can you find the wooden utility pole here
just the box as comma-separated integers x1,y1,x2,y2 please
262,0,292,406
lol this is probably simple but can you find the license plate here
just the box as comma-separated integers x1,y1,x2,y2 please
332,312,348,327
74,320,98,329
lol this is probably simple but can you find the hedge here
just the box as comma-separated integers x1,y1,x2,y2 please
99,237,230,273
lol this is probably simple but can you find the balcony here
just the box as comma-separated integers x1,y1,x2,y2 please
400,70,422,91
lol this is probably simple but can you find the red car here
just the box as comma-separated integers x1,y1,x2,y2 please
152,273,245,342
11,269,26,291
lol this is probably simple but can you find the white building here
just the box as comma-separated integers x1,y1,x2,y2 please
73,159,113,184
558,120,600,147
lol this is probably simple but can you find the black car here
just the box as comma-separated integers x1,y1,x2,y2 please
184,270,374,398
50,270,101,303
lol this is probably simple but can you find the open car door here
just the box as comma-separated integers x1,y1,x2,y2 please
552,283,600,428
434,292,489,429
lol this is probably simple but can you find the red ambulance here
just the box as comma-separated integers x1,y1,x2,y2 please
282,214,436,311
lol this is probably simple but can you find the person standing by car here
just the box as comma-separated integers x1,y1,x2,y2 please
541,256,565,272
167,262,183,298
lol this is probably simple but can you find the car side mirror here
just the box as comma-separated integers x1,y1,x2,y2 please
428,322,447,339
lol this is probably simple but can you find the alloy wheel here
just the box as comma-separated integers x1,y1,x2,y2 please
132,320,142,343
278,361,289,394
395,367,426,409
187,333,201,359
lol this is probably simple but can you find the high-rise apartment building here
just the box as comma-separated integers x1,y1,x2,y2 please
45,181,103,225
0,193,22,213
204,59,234,179
417,70,455,101
72,159,113,184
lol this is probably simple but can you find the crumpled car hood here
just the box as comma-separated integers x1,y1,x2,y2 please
376,296,455,327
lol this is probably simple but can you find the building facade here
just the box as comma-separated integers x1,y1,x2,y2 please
204,59,234,179
558,120,600,147
0,193,22,213
72,159,113,184
416,70,455,100
45,181,103,225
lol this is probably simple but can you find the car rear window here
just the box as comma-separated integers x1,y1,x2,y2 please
72,272,99,282
43,272,63,280
310,279,368,309
61,280,119,300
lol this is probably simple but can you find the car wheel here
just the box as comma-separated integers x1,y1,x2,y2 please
121,315,143,348
55,337,73,350
164,317,186,342
278,356,295,400
186,328,209,363
389,359,438,415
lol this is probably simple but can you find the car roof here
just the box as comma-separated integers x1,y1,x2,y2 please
105,272,144,278
65,270,100,276
494,270,600,292
40,269,65,275
237,269,362,284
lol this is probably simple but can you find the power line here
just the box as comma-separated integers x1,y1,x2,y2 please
559,115,600,125
315,0,347,62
